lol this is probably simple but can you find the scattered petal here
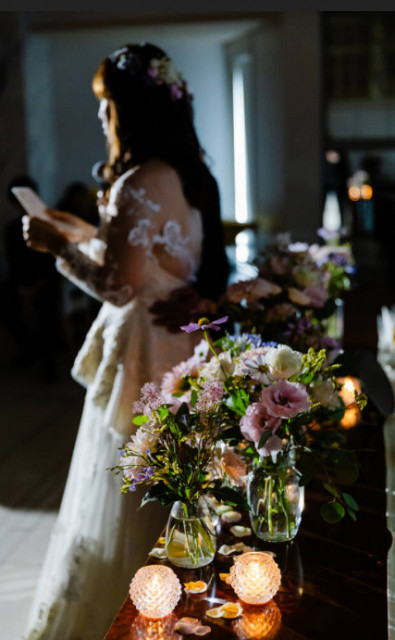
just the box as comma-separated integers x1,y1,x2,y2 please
218,542,250,556
221,511,242,524
206,602,242,620
194,625,211,636
157,536,166,545
219,573,231,583
175,617,211,635
221,603,243,619
148,547,168,559
184,580,208,594
230,525,252,538
206,607,224,619
216,504,234,516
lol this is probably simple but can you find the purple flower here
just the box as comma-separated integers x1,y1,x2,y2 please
196,380,224,411
240,402,281,444
180,316,228,333
139,382,163,409
260,381,311,418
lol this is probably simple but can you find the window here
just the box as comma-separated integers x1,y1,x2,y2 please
230,52,254,223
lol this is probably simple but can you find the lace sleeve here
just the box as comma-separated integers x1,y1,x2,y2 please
55,175,159,307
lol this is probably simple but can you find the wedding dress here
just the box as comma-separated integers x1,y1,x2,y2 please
24,166,203,640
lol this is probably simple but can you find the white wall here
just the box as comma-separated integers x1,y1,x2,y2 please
24,21,259,219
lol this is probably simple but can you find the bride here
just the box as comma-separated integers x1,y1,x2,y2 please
22,43,229,639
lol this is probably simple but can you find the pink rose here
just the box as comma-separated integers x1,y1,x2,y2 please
240,402,281,443
260,381,311,418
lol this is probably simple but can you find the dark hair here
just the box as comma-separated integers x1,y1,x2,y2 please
93,43,229,300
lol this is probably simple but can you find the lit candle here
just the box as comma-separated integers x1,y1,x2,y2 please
129,565,181,619
337,376,362,428
229,552,281,605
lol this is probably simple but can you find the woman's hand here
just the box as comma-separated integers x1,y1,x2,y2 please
22,216,68,256
45,208,97,243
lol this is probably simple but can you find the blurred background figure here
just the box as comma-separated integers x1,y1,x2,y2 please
1,175,61,381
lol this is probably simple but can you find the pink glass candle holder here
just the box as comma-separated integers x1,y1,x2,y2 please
129,565,181,618
229,552,281,605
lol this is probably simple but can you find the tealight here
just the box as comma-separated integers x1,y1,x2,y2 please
129,565,181,618
229,552,281,605
338,376,362,428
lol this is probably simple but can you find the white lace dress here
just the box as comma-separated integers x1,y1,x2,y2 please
23,168,203,640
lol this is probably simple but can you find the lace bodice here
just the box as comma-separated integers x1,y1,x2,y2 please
56,166,203,307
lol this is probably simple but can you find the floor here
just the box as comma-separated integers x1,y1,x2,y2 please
0,354,84,640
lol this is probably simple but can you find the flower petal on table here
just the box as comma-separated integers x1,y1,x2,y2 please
218,542,250,555
175,617,211,635
221,511,242,524
157,536,166,545
216,504,234,516
221,603,243,619
206,607,224,619
148,547,168,558
219,573,231,583
184,580,208,594
194,625,211,636
206,602,243,620
230,525,252,538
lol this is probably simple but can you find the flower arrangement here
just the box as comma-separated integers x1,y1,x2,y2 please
215,230,355,356
113,318,366,553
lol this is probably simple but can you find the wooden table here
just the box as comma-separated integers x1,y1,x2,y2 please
104,409,390,639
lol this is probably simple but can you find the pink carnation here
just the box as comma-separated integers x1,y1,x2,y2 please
260,381,311,418
240,402,281,444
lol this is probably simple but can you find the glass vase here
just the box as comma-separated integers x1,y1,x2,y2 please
165,499,217,569
246,448,304,543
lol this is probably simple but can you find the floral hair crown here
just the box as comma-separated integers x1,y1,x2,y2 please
109,47,192,102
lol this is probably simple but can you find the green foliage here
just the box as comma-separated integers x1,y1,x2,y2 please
321,501,345,523
132,414,149,425
210,481,249,510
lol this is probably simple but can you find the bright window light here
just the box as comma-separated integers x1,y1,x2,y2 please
232,61,251,223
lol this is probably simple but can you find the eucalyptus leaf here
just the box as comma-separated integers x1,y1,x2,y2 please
342,492,359,511
320,501,345,523
323,482,341,499
346,507,357,521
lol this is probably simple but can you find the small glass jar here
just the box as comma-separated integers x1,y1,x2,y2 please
247,448,304,543
165,499,216,569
